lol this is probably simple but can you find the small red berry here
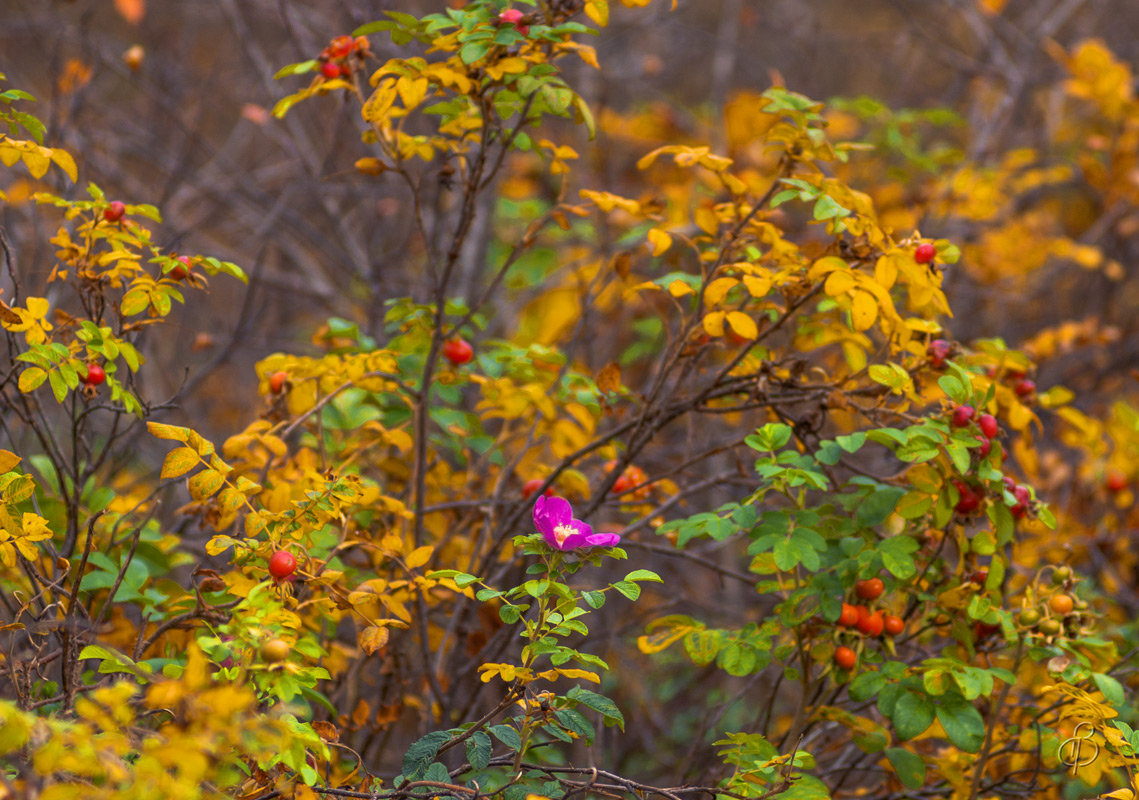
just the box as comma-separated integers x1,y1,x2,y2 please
1105,470,1127,493
269,371,289,394
612,474,633,495
1014,379,1036,398
838,603,859,627
834,646,857,670
1010,484,1030,519
970,568,989,586
320,61,341,79
951,405,975,428
855,578,884,601
170,255,192,281
497,8,529,34
856,609,884,637
953,480,981,514
329,35,355,58
926,339,951,368
978,413,999,439
976,436,992,457
104,201,126,223
522,478,554,500
973,621,1001,641
883,615,905,636
442,338,474,366
914,243,937,264
83,363,106,386
268,550,297,580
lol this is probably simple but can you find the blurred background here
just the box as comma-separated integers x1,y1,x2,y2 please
2,0,1137,441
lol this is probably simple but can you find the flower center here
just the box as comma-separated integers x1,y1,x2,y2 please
553,524,575,545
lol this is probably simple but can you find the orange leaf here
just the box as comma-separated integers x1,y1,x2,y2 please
115,0,146,25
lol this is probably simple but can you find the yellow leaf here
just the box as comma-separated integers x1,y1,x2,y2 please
874,254,899,290
647,228,671,256
585,0,609,26
668,280,694,297
850,290,878,331
161,446,199,479
556,668,600,683
704,277,738,306
49,149,77,182
358,625,390,655
405,545,434,569
0,450,20,473
147,422,191,442
726,312,757,340
742,275,772,298
187,468,225,502
702,311,726,337
694,206,719,235
824,270,857,296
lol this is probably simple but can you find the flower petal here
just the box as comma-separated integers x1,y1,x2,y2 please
584,532,621,548
533,494,569,536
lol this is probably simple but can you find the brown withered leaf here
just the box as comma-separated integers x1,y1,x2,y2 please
311,720,340,743
612,251,632,281
597,362,621,394
0,298,20,326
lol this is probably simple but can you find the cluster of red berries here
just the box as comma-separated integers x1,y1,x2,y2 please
832,577,905,671
949,403,1001,457
318,34,368,80
984,364,1035,400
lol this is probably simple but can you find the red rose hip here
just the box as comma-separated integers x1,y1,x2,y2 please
914,243,936,264
978,413,999,439
83,363,106,386
104,201,126,222
442,337,474,366
268,550,297,580
834,645,857,670
855,578,884,601
951,405,975,428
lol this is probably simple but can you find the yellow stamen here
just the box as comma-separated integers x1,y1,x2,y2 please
554,524,574,546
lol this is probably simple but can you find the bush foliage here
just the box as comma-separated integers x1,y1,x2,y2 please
2,3,1139,800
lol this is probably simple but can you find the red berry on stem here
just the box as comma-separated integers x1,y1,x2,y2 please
104,201,126,222
978,413,999,439
883,615,905,636
1105,470,1127,493
330,35,355,57
269,371,288,394
976,436,992,457
522,478,553,500
83,363,106,386
914,243,937,264
1014,379,1036,398
442,338,474,366
926,339,951,368
170,255,192,281
951,405,975,428
268,550,297,580
834,646,857,670
320,61,341,79
953,480,980,514
838,603,859,627
855,578,884,601
856,610,884,637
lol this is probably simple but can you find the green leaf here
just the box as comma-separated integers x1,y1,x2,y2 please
625,569,662,583
583,590,606,609
855,486,905,527
849,670,888,702
460,41,492,64
885,747,926,789
488,724,522,751
402,731,452,779
466,731,492,770
612,580,639,601
935,692,985,752
567,686,624,731
892,690,934,740
1093,673,1125,707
